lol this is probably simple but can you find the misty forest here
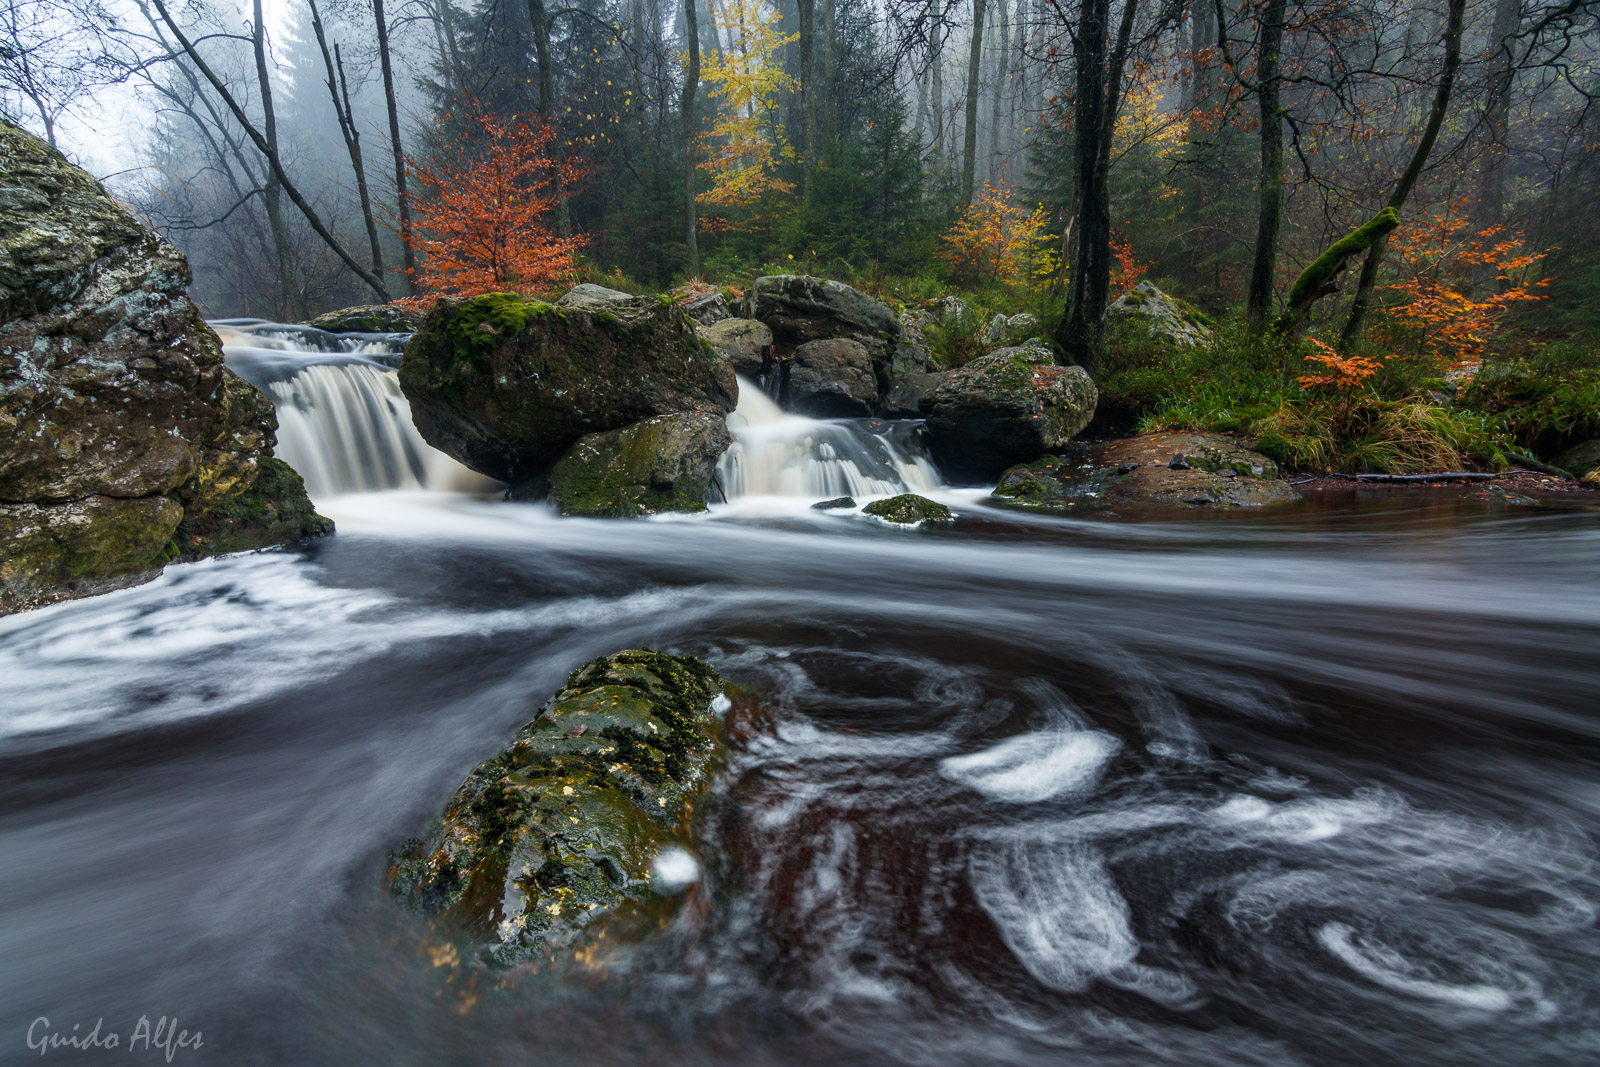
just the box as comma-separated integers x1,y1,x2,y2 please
3,0,1600,1064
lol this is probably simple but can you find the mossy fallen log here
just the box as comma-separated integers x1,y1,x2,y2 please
1276,208,1399,334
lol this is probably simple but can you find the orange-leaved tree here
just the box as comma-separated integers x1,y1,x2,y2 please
401,113,585,306
938,182,1053,291
1376,200,1549,371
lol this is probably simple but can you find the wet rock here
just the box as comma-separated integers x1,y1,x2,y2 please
787,338,877,417
1553,439,1600,480
924,349,1098,483
980,311,1043,348
544,412,732,517
993,433,1299,512
879,372,946,418
900,295,972,332
812,496,856,510
400,293,736,485
697,317,772,380
388,649,726,967
863,493,953,525
672,286,732,326
305,304,418,333
554,282,633,308
1107,281,1213,348
1462,484,1540,507
0,121,328,615
742,275,911,392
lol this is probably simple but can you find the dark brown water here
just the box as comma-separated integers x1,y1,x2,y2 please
2,488,1598,1066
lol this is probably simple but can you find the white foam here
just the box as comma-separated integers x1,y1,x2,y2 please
1317,922,1516,1012
650,847,701,891
940,728,1120,803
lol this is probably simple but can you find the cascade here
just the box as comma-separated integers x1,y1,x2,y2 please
718,377,942,499
214,321,494,499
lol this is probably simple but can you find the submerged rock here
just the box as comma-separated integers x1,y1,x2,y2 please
388,649,726,966
697,317,772,380
924,349,1098,483
399,293,736,485
1107,282,1213,348
544,412,732,517
811,496,857,510
993,433,1299,512
305,304,418,333
863,493,953,525
787,338,877,417
0,121,329,614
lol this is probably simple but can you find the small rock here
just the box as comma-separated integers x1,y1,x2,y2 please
862,493,953,525
555,282,634,308
812,496,857,510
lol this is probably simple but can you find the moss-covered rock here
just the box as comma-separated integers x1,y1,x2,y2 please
544,413,732,517
925,348,1098,483
0,120,328,615
862,493,953,525
812,496,856,510
173,458,333,557
388,649,726,966
399,292,736,485
980,312,1045,348
1553,439,1600,480
305,304,419,333
992,433,1300,513
1106,282,1213,349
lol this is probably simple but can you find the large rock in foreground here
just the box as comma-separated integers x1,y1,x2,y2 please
0,121,329,615
389,649,726,967
925,349,1098,483
400,293,736,485
993,433,1299,512
545,413,732,516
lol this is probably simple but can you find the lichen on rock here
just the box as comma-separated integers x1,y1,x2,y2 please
862,493,953,525
924,348,1098,483
388,649,726,967
544,412,732,517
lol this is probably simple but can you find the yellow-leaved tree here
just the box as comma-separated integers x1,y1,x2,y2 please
697,0,796,230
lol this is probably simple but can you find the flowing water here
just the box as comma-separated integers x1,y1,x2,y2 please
2,326,1598,1065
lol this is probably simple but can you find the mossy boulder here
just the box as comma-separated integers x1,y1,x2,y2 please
305,304,418,333
787,338,877,417
697,317,772,380
1553,439,1600,480
388,649,726,967
399,292,737,485
0,120,328,615
862,493,952,525
812,496,856,510
992,433,1299,513
925,348,1098,483
1106,282,1213,348
544,412,732,517
980,312,1044,348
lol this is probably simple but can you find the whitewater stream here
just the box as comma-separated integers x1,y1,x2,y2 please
1,324,1597,1065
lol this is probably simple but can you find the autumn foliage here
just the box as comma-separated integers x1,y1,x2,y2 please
697,0,797,231
938,183,1052,290
401,113,585,307
1376,201,1549,370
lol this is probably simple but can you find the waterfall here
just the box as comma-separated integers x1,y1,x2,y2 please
718,377,942,499
214,321,496,500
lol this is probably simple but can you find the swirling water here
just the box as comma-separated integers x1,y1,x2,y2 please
1,331,1598,1066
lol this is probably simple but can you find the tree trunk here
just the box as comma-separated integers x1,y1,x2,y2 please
150,0,390,302
797,0,816,200
1246,0,1288,323
990,0,1008,183
526,0,571,237
1473,0,1521,292
683,0,701,273
373,0,417,294
931,31,946,170
823,0,836,145
1341,0,1467,345
962,0,987,203
251,0,302,320
310,1,385,282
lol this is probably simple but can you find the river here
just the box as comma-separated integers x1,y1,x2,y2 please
1,324,1597,1065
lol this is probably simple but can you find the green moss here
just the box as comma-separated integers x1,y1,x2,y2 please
1278,208,1399,332
173,457,333,560
862,493,953,525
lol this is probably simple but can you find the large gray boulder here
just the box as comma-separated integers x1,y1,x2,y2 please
992,433,1299,511
743,275,910,392
399,293,736,485
787,338,877,417
0,121,329,615
980,312,1044,348
306,304,419,333
671,286,733,325
555,282,633,309
880,372,946,418
925,349,1098,483
1107,281,1213,348
697,317,771,380
544,412,732,517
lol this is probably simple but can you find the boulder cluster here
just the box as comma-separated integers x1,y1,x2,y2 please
0,121,330,614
